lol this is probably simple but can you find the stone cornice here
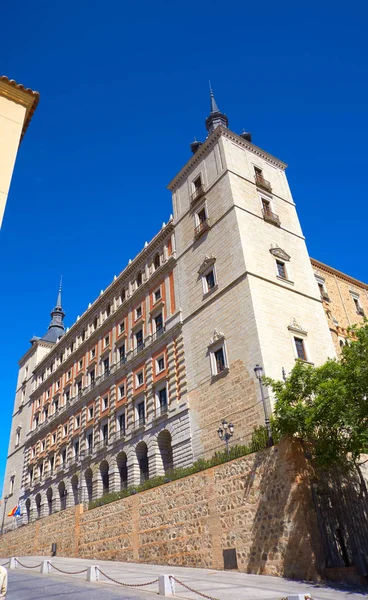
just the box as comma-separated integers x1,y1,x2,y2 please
0,76,40,142
167,126,287,190
311,258,368,290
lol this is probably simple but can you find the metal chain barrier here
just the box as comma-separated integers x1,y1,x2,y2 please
15,559,43,569
96,567,159,588
0,562,9,567
47,562,88,575
169,576,219,600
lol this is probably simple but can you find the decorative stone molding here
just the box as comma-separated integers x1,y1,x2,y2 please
269,245,290,261
208,330,225,348
287,318,307,336
198,255,216,275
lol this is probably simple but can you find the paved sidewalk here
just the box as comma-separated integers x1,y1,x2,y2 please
1,555,366,600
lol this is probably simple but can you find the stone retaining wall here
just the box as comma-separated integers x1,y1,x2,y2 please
0,439,323,581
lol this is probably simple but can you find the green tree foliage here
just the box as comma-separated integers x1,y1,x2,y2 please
265,322,368,469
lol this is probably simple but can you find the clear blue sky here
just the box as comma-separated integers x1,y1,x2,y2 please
1,0,367,494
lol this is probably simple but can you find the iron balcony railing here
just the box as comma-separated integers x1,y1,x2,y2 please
194,218,210,238
132,342,145,358
262,208,280,227
321,290,330,301
134,416,146,429
156,403,168,418
151,325,165,342
357,306,365,316
190,184,205,204
255,173,272,192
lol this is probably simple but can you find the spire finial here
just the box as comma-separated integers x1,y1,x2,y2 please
205,83,228,134
41,277,66,343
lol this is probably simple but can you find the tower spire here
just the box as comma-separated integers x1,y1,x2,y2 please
205,83,228,134
41,277,66,343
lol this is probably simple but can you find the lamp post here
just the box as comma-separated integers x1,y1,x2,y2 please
1,496,9,535
217,420,234,457
254,364,274,447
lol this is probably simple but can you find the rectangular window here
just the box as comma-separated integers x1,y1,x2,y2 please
193,175,202,190
154,288,161,303
79,359,83,370
119,383,125,399
102,423,109,443
294,337,307,361
102,396,109,411
56,380,60,390
104,335,110,347
119,321,125,334
62,424,68,438
64,390,70,402
91,348,96,359
52,433,56,445
157,356,165,372
90,369,95,384
46,389,50,399
103,358,109,374
87,432,93,450
119,345,126,363
136,371,144,387
74,441,79,456
54,398,59,412
75,415,81,429
214,348,225,374
88,405,94,420
276,260,286,279
67,370,72,380
136,305,142,319
205,269,216,292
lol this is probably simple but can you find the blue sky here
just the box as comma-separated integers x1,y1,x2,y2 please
1,0,367,494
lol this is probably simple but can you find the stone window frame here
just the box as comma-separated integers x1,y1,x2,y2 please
15,425,21,447
287,319,313,365
208,330,229,378
116,409,126,434
156,353,165,374
350,290,364,315
198,256,218,297
194,200,209,229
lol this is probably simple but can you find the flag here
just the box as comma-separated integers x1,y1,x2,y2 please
7,505,19,517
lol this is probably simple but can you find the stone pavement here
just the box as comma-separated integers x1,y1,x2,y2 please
1,556,366,600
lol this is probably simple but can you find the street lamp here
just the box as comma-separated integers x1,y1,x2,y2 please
1,496,9,535
254,364,274,447
217,420,234,457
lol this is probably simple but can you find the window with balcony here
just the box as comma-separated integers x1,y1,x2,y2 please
64,390,70,403
119,345,126,363
56,380,60,390
102,423,109,443
53,398,59,413
191,175,204,203
74,440,79,457
87,431,93,451
254,166,272,192
51,433,56,445
154,312,163,334
67,370,72,380
158,386,168,413
62,424,68,438
77,380,82,396
89,369,95,385
294,337,307,361
153,253,161,270
118,412,126,435
91,347,96,360
136,329,143,349
261,198,280,226
194,206,209,237
137,401,145,426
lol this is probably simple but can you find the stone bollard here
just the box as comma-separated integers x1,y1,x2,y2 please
40,560,51,574
159,575,175,596
86,566,99,582
9,558,17,570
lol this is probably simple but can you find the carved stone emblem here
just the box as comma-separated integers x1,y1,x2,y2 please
209,329,225,346
287,317,307,335
198,255,216,275
269,245,291,261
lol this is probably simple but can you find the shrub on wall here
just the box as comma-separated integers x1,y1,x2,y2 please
88,425,276,510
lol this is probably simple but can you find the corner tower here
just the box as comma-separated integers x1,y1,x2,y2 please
169,88,337,459
0,76,39,228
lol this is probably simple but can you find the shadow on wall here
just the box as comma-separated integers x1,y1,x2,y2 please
235,439,323,580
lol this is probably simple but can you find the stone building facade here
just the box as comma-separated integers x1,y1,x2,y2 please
1,89,366,529
0,76,39,227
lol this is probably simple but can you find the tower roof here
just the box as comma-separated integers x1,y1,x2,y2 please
41,278,65,343
205,83,228,134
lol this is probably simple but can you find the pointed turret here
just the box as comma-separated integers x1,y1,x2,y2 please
205,83,228,134
42,277,65,343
